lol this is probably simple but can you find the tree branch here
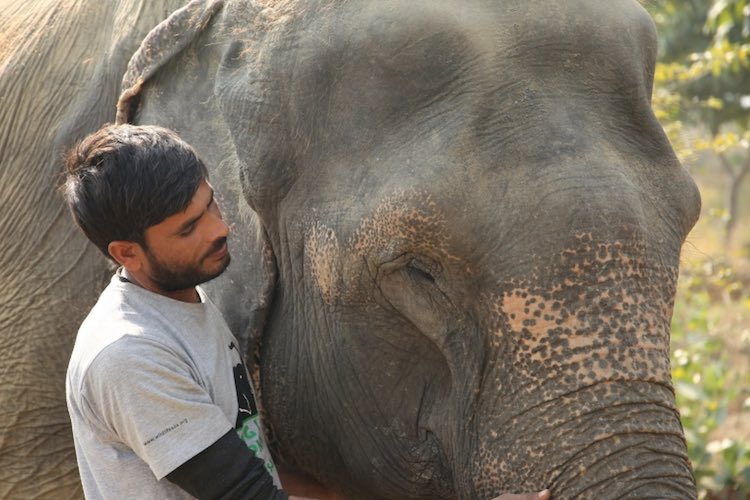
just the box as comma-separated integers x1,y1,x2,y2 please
717,151,737,181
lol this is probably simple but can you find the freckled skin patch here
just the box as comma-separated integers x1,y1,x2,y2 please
305,222,342,305
494,239,671,378
499,292,562,348
490,234,674,382
350,190,459,264
304,190,459,304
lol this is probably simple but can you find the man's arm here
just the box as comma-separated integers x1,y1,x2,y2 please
166,429,287,500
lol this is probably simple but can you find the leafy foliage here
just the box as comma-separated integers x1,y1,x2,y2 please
649,0,750,132
671,258,750,498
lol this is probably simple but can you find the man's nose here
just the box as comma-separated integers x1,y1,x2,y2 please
208,207,230,238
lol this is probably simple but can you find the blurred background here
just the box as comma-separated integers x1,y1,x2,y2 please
645,0,750,497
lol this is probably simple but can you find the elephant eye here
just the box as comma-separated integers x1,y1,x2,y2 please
377,255,451,340
406,258,438,284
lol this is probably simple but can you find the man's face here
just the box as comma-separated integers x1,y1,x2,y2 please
141,179,231,292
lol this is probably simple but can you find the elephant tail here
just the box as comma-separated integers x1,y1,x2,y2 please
116,0,224,124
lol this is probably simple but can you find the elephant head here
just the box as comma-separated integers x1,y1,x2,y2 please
119,0,701,498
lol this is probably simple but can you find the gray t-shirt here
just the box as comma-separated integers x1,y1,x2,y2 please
66,271,280,499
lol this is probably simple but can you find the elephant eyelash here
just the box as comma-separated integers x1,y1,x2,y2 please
406,259,437,283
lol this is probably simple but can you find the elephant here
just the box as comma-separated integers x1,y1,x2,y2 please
0,0,702,498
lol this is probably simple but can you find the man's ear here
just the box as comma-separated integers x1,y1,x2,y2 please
107,240,145,272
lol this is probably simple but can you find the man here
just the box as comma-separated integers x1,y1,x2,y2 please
63,124,549,500
63,123,299,499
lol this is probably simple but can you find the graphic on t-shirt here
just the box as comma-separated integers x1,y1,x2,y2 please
229,341,259,427
229,342,281,486
232,363,259,427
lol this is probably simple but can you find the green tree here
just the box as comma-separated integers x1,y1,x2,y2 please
648,0,750,251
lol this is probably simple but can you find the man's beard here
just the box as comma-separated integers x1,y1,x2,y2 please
145,237,231,293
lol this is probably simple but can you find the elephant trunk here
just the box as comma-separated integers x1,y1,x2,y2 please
538,380,694,498
550,433,695,498
465,380,696,499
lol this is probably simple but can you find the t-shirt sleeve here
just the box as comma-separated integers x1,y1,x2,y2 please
80,336,233,480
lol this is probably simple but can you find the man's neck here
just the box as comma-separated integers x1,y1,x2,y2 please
120,268,200,303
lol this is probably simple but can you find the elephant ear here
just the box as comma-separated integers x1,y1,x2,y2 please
213,2,302,217
116,0,225,124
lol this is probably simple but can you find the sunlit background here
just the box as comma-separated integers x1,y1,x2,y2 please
645,0,750,497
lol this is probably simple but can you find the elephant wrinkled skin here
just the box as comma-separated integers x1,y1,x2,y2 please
0,0,701,498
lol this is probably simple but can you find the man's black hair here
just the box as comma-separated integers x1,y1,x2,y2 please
62,124,209,259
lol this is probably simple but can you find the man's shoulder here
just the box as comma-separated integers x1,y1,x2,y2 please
67,320,167,392
71,285,141,357
68,282,177,388
74,278,184,351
